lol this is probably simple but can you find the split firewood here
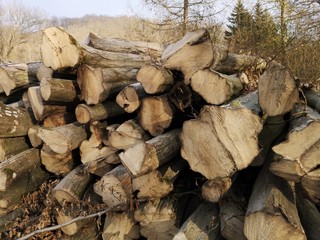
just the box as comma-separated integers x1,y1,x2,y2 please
138,95,175,136
37,122,87,154
102,211,141,240
93,164,132,209
201,177,233,203
0,102,34,137
84,32,164,59
270,105,320,183
162,29,214,84
0,62,40,96
41,27,154,71
116,82,147,113
41,145,75,176
173,201,220,240
190,70,243,105
303,88,320,113
77,64,137,105
75,101,125,124
52,165,92,205
119,129,181,177
258,61,299,116
244,157,306,240
0,148,49,213
301,169,320,204
181,91,262,180
43,112,76,128
0,137,29,162
27,86,67,121
40,77,78,102
136,64,174,94
108,119,150,150
84,158,115,177
132,158,187,200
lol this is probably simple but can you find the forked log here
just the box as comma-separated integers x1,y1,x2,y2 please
52,165,92,205
162,29,214,84
119,129,181,177
77,64,137,104
181,91,262,180
244,157,306,240
136,64,174,94
116,82,147,113
37,122,87,154
138,95,175,136
190,70,243,105
173,201,220,240
258,61,299,116
102,211,141,240
0,102,34,137
0,137,29,162
75,101,125,124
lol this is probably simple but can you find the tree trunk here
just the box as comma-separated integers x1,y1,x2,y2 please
190,69,243,105
77,64,137,105
37,122,87,154
75,101,125,124
136,64,174,94
0,137,29,162
115,82,148,113
119,129,181,177
258,61,299,116
181,91,262,180
162,29,214,84
138,95,175,136
0,102,34,137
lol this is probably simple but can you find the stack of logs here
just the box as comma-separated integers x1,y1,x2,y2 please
0,27,319,240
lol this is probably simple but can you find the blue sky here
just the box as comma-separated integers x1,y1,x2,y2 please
3,0,143,18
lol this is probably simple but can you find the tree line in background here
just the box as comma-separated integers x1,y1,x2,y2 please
0,0,319,85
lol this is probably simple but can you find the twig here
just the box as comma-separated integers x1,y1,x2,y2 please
17,204,125,240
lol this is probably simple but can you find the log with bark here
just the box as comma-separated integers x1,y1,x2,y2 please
119,129,181,177
0,137,29,162
115,82,147,113
303,88,320,112
181,91,262,180
77,64,137,105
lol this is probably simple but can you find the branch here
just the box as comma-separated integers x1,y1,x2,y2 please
17,203,126,240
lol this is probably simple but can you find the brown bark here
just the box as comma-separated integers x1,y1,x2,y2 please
119,129,181,177
43,112,76,128
0,137,29,162
162,29,214,85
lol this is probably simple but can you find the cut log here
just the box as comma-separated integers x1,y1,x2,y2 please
116,82,147,113
303,88,320,112
270,105,320,182
27,125,42,148
27,86,67,121
0,62,40,96
75,101,125,124
162,29,214,84
52,165,92,205
41,27,154,70
37,122,87,154
0,102,34,137
40,77,78,102
41,145,75,176
108,119,150,150
36,64,54,80
244,157,306,240
77,64,137,105
136,64,174,94
43,112,76,128
211,44,229,69
201,177,232,203
0,148,49,212
181,91,262,180
132,158,187,200
138,95,175,136
258,61,299,116
190,70,243,105
119,129,181,177
173,201,220,240
93,164,132,208
0,137,29,162
102,211,141,240
84,158,115,177
212,53,266,74
84,32,164,59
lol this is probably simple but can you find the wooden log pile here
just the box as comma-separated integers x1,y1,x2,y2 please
0,26,319,240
